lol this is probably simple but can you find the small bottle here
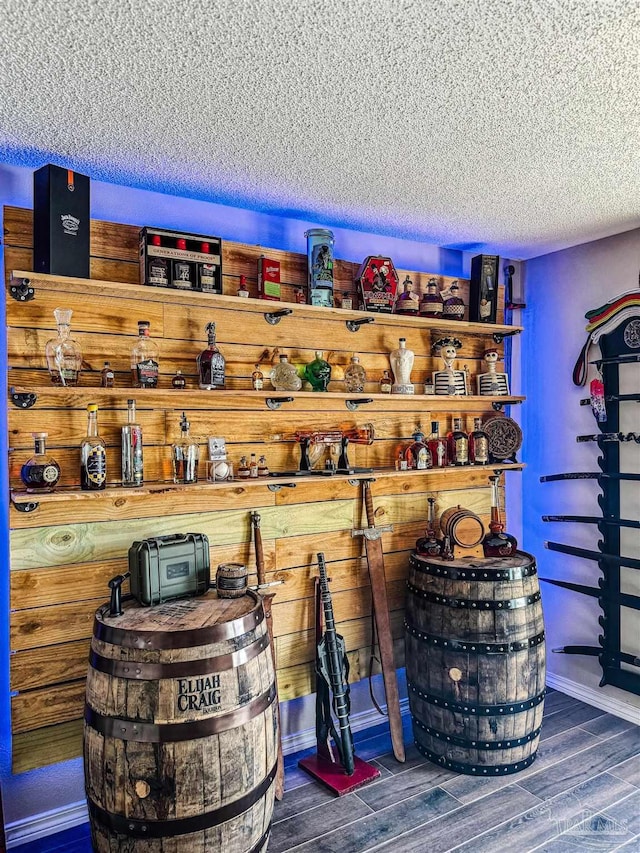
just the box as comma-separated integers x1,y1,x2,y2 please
237,275,250,297
395,275,419,315
131,321,160,388
258,455,269,476
146,234,169,286
101,361,115,388
249,453,259,478
198,241,221,293
405,428,431,470
305,351,332,391
172,413,199,484
416,497,441,557
270,354,302,391
197,322,226,390
469,417,490,465
237,455,250,479
442,281,465,321
483,475,518,557
440,534,454,561
428,421,448,468
172,369,186,389
294,287,306,304
20,432,61,493
121,399,143,487
379,369,393,393
447,417,469,466
344,355,366,393
45,308,83,387
80,404,107,491
419,278,443,318
341,291,353,310
172,238,196,289
252,364,264,390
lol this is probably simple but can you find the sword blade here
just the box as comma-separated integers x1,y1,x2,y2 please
542,515,640,529
540,472,640,482
540,577,640,610
544,540,640,570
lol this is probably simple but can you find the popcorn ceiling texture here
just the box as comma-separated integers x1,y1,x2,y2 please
0,0,638,258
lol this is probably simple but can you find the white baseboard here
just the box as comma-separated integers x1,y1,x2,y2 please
546,672,640,724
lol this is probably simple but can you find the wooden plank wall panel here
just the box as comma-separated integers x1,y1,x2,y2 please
4,205,514,772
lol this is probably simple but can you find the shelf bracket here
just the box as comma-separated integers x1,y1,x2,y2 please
9,388,37,409
13,500,39,513
266,396,294,410
346,317,375,332
492,329,522,344
264,308,293,325
267,482,297,492
491,399,523,412
9,276,35,302
345,397,374,411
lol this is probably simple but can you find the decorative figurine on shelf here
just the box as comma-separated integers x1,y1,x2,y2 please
356,255,399,313
477,347,510,396
419,277,443,318
394,275,419,316
270,353,302,391
432,337,468,395
306,229,335,308
441,280,465,321
305,351,332,391
405,428,431,469
45,307,83,386
390,337,415,394
344,354,366,392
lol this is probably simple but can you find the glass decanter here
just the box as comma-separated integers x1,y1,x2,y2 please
20,432,61,493
45,308,82,386
305,351,332,391
390,337,414,394
172,412,199,484
405,427,431,470
197,322,226,390
270,354,302,391
131,320,160,388
416,497,441,556
344,355,366,392
483,475,518,557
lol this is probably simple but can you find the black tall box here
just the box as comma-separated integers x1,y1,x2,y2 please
469,254,499,323
33,164,90,278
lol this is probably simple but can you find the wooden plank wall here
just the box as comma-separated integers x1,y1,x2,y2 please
4,206,511,773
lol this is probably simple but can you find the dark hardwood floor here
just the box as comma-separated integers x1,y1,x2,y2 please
11,689,640,852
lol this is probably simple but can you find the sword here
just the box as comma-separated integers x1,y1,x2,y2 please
553,646,640,668
542,515,640,530
352,479,405,763
577,432,640,443
544,540,640,570
580,394,640,406
540,472,640,483
589,354,640,366
540,577,640,610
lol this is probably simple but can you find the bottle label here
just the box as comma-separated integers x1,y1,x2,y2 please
42,464,59,484
136,359,159,387
173,262,194,288
149,259,168,285
200,263,220,292
86,447,106,486
454,437,469,463
416,448,430,469
252,377,264,390
473,437,489,463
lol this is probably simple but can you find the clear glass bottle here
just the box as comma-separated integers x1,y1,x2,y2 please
249,453,259,478
427,420,449,468
80,404,107,491
395,275,419,315
172,412,199,484
305,351,332,391
270,354,303,391
390,337,414,394
344,355,366,392
172,369,186,389
405,428,431,470
45,308,82,386
101,361,114,388
121,399,143,487
442,281,465,321
379,369,393,393
447,417,469,466
20,432,61,493
197,322,226,390
419,278,443,318
416,497,441,556
483,475,518,557
237,455,250,478
252,364,264,390
469,417,490,465
131,321,160,388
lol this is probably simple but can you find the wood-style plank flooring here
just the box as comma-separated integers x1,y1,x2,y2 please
11,689,640,853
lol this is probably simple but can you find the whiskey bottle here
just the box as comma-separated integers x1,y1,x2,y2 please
394,275,419,315
379,369,393,393
146,235,169,286
198,242,221,293
121,399,143,487
447,417,469,466
172,370,186,389
305,351,332,391
469,417,490,465
258,455,269,476
172,412,199,484
483,475,518,557
45,308,83,386
237,455,250,478
251,364,264,390
197,322,226,390
172,238,196,289
131,321,160,388
418,278,443,318
442,281,465,321
249,453,259,478
101,361,114,388
427,421,448,468
20,432,61,493
416,497,441,556
405,428,431,470
237,275,250,298
80,404,107,490
270,354,302,391
344,355,366,392
340,291,353,310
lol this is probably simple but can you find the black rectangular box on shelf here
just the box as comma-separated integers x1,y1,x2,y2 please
139,227,223,293
33,164,91,278
469,254,500,323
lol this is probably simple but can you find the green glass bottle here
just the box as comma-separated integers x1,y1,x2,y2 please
304,350,332,392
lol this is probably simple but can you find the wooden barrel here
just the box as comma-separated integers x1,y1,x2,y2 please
439,505,485,548
84,590,277,853
405,551,545,776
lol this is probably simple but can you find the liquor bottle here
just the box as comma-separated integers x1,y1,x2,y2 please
469,417,490,465
20,432,61,493
294,287,306,304
101,361,114,388
340,291,353,310
146,235,169,286
442,281,465,321
390,337,415,394
251,364,264,390
249,453,259,478
305,351,332,391
379,369,393,393
237,455,250,479
80,403,107,490
416,497,441,556
237,275,250,298
198,242,221,293
344,355,366,392
172,370,186,389
447,417,469,466
197,322,226,390
121,399,143,487
258,455,269,476
172,412,199,484
427,421,448,468
131,321,160,388
45,308,83,386
419,278,443,318
172,238,196,289
483,475,518,557
405,428,431,470
394,275,419,315
270,354,302,391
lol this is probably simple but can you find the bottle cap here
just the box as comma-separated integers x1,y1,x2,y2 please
127,399,134,405
201,242,210,253
176,238,187,250
431,420,439,432
32,431,48,439
138,320,150,327
151,235,162,246
87,404,98,413
180,412,190,431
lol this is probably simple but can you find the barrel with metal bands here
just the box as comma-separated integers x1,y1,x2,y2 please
439,505,485,548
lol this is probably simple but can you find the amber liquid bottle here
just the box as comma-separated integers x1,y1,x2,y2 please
447,417,469,466
469,417,489,465
197,322,226,390
482,476,518,557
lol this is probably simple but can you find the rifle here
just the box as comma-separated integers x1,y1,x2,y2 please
553,646,640,668
540,472,640,483
544,540,640,570
540,577,640,611
542,515,640,530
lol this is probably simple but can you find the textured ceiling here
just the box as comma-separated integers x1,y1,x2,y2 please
1,0,639,259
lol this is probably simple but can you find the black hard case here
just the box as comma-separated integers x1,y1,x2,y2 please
469,254,500,323
33,164,90,278
128,533,210,606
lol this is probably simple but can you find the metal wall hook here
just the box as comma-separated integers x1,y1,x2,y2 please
346,317,375,332
13,500,39,513
492,329,522,344
267,482,297,492
10,388,37,409
491,398,523,411
345,397,374,411
9,276,35,302
266,396,294,410
264,308,293,325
